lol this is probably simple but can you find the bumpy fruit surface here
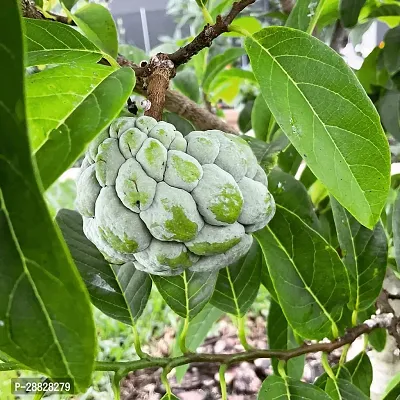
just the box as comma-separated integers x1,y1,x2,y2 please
76,116,275,276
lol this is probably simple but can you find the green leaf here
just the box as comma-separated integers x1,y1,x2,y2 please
24,19,103,67
251,94,272,141
325,378,370,399
255,205,350,340
245,27,390,229
261,258,278,301
56,209,152,324
33,0,43,7
173,69,200,103
163,112,195,135
195,0,208,7
258,375,331,399
210,0,235,20
356,47,382,94
379,89,400,140
369,327,386,351
118,44,147,64
62,0,79,10
151,270,217,320
32,66,135,189
267,300,304,379
314,366,352,389
0,2,95,390
242,134,290,172
160,394,180,400
188,48,208,83
211,240,261,317
268,168,321,232
340,0,367,27
383,26,400,75
27,64,115,151
71,3,118,58
383,372,400,399
202,47,245,94
225,16,262,37
331,196,387,312
173,304,224,381
238,100,254,133
345,352,372,396
210,68,256,86
393,190,400,273
317,0,340,27
286,0,312,31
368,4,400,18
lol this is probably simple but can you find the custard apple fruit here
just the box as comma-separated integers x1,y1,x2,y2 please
76,116,275,276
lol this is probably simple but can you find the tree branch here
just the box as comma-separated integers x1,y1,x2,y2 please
118,56,238,133
376,290,400,348
1,314,395,376
167,0,256,67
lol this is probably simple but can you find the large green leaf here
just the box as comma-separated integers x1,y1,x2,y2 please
71,3,118,58
27,64,116,150
56,209,152,324
268,168,321,232
258,376,331,399
267,300,304,379
345,352,373,396
0,2,95,390
379,90,400,141
251,94,272,141
255,205,350,340
369,3,400,17
173,69,200,103
225,16,262,37
314,352,372,395
31,66,135,189
238,100,253,133
383,26,400,75
261,258,278,301
118,44,147,64
356,47,382,94
24,19,103,67
242,134,290,172
245,27,390,229
62,0,79,10
369,326,386,351
285,0,312,31
314,366,352,389
211,240,261,316
151,270,217,320
173,304,224,381
393,190,400,272
331,197,387,312
340,0,367,27
202,48,245,93
383,372,400,399
163,112,195,136
325,378,369,399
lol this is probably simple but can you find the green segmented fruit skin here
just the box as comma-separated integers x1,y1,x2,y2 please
76,116,276,276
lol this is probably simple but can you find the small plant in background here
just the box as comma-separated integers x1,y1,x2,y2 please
1,0,400,399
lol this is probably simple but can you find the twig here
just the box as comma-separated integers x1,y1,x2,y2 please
167,0,256,67
376,290,400,348
1,316,394,376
